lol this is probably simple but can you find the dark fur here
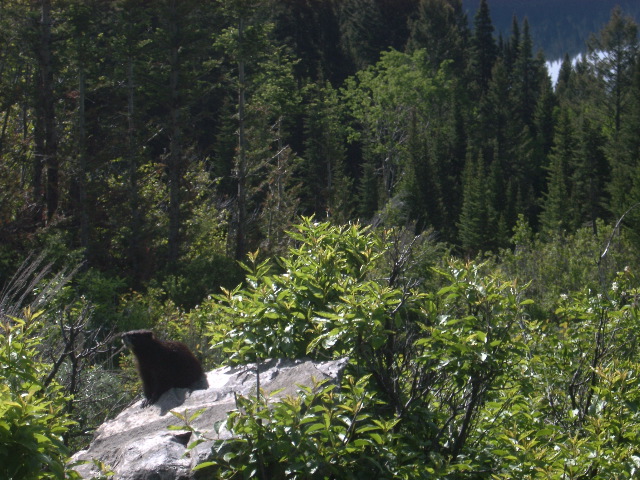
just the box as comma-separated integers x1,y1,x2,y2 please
122,330,205,407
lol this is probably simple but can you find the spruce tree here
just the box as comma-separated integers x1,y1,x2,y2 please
469,0,497,94
458,152,488,256
338,0,386,70
540,108,575,234
406,0,468,75
503,15,520,74
555,53,573,100
300,81,349,218
357,159,379,220
625,64,640,243
587,6,639,135
512,19,539,128
402,111,443,233
609,61,640,220
574,118,608,233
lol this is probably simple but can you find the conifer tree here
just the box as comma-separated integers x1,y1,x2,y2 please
555,53,573,100
623,63,640,243
357,159,379,220
119,2,155,284
487,156,509,248
150,0,211,270
512,19,539,128
609,61,640,220
270,0,348,84
540,108,575,234
458,152,488,256
217,0,271,260
469,0,497,94
475,59,510,166
401,110,443,232
300,81,351,219
406,0,468,75
503,15,520,73
587,6,639,135
574,118,608,233
338,0,386,71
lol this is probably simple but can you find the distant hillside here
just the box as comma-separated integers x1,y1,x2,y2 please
462,0,640,60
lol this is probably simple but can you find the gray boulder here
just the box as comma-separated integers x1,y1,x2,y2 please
70,357,348,480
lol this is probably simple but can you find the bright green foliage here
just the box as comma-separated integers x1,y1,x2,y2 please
486,268,640,478
342,48,455,228
198,375,400,479
200,219,532,477
410,260,532,471
0,310,78,480
197,218,640,477
2,2,640,477
204,218,385,363
500,217,633,314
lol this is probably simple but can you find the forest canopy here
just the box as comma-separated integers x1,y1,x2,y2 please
0,0,638,291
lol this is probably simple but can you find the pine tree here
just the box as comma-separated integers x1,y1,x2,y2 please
406,0,468,75
475,59,510,165
270,0,349,84
512,19,539,128
357,159,379,220
540,108,575,234
609,61,640,219
555,53,573,100
300,81,350,218
150,0,211,270
217,0,270,260
587,6,639,135
402,110,443,232
487,156,509,248
338,0,386,71
469,0,497,94
458,152,489,256
534,68,557,159
503,15,520,74
573,117,608,233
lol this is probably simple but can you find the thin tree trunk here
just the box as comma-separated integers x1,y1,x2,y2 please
127,56,143,282
167,1,182,270
34,0,57,222
78,66,89,255
235,16,247,261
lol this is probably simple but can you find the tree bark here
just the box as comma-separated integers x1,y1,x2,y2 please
235,16,248,261
167,0,182,270
33,0,58,222
78,66,89,254
127,56,143,282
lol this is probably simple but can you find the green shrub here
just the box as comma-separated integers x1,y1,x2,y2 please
482,267,640,479
0,310,79,480
198,219,532,477
197,375,402,479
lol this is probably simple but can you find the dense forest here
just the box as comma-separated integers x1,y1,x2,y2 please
3,0,640,478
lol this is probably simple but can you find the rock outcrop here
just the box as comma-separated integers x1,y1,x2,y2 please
71,357,348,480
